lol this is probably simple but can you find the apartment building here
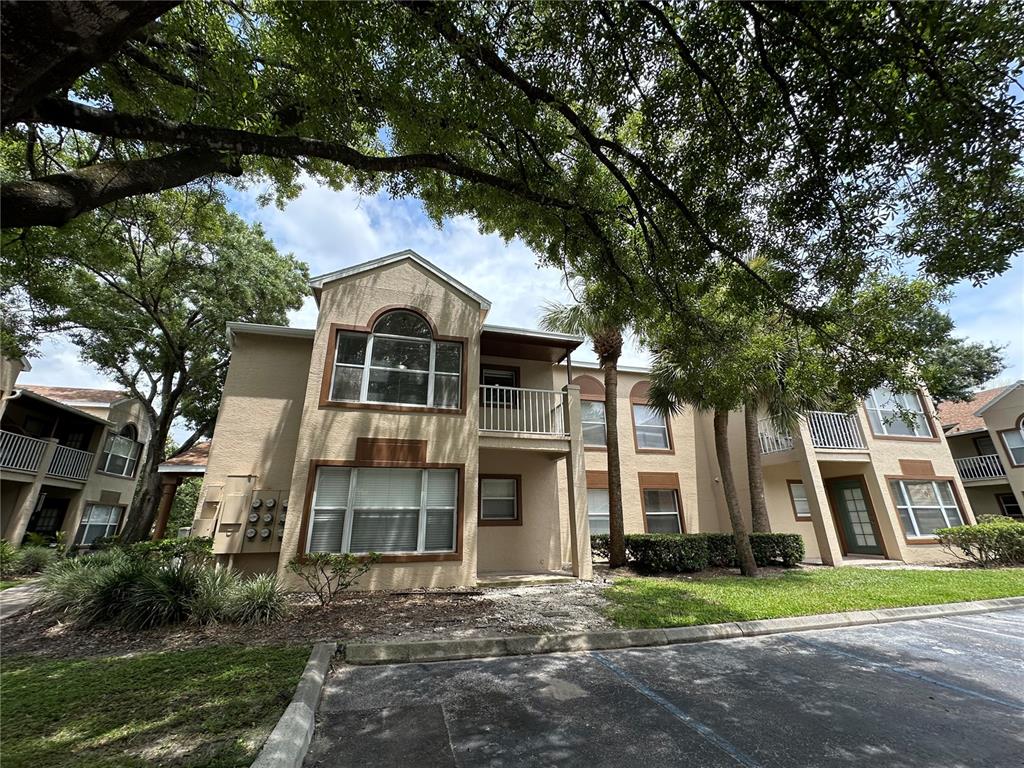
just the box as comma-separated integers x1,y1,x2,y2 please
194,249,977,588
938,382,1024,520
0,358,152,547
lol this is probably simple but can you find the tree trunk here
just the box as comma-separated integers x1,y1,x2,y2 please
745,403,772,533
713,410,758,577
604,359,627,567
119,412,170,542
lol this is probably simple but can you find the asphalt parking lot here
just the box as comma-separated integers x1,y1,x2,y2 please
307,609,1024,767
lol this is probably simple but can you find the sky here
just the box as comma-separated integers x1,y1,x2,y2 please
20,180,1024,412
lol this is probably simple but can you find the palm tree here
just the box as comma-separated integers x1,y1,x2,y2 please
541,297,629,569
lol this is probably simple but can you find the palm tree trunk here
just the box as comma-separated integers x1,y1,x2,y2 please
714,410,759,577
745,403,772,533
603,359,627,567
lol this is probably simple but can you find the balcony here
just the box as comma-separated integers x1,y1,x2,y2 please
954,453,1006,482
807,411,867,450
0,430,48,473
758,411,867,454
48,444,94,481
479,385,568,436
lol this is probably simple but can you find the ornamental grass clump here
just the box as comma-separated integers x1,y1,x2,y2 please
230,573,288,625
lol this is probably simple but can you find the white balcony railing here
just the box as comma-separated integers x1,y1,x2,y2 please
807,411,867,450
0,430,49,473
479,385,568,436
954,453,1006,481
47,444,94,481
758,419,794,454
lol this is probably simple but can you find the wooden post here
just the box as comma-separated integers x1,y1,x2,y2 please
151,475,180,540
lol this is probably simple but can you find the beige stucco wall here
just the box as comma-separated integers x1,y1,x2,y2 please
761,463,820,560
980,386,1024,509
277,259,485,589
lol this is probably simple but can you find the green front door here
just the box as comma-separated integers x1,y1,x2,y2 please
830,478,884,556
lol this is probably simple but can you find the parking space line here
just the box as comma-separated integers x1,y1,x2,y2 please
792,637,1024,711
934,618,1024,640
591,651,763,768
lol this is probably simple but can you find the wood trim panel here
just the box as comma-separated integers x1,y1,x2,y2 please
478,474,523,527
786,478,812,521
573,374,605,401
899,459,934,476
824,475,888,558
317,307,469,415
586,470,609,489
296,459,465,563
637,471,684,533
883,473,968,544
355,438,427,465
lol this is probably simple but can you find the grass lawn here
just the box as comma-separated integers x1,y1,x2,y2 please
1,579,25,590
0,645,310,768
605,567,1024,628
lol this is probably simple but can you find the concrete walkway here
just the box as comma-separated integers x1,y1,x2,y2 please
0,581,41,621
307,609,1024,767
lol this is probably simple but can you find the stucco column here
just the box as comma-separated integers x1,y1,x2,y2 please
562,385,592,579
794,421,844,566
5,437,59,545
151,475,181,540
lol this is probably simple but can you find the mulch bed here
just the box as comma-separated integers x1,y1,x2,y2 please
1,591,498,660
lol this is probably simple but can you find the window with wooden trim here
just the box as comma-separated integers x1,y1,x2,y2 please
643,488,681,533
788,481,812,520
865,387,931,437
480,477,519,521
330,310,462,409
581,400,607,447
890,479,964,538
973,434,997,455
1000,427,1024,466
997,493,1022,519
632,404,670,450
587,488,610,534
99,425,141,477
77,504,123,545
307,466,457,554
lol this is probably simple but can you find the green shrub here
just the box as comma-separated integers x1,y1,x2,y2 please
591,534,610,559
749,532,806,566
975,514,1018,525
23,532,49,547
231,574,288,625
287,552,381,608
936,520,1024,567
0,539,22,578
127,536,214,564
699,533,739,567
625,534,710,573
188,566,240,625
123,563,202,629
18,545,56,574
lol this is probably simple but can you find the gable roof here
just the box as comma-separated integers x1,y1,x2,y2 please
308,249,491,310
936,385,1012,435
158,440,211,474
974,380,1023,417
20,384,127,406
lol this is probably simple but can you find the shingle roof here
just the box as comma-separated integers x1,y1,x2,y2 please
160,440,211,468
20,384,127,404
936,386,1009,435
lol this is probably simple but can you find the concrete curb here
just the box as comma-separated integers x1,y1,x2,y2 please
342,596,1024,665
251,641,336,768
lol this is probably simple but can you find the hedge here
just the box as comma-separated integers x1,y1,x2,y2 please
936,518,1024,567
590,531,805,572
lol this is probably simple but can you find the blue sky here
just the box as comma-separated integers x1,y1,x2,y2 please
22,180,1024,402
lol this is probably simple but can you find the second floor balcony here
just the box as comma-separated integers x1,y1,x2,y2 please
0,429,95,483
759,411,868,454
954,453,1006,482
479,385,569,437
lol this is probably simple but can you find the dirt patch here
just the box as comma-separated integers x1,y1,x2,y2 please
2,582,614,661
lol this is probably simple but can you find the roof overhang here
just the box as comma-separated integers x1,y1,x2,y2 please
308,249,491,310
974,380,1023,417
567,359,653,374
226,322,315,346
480,325,583,363
16,390,113,426
157,464,206,475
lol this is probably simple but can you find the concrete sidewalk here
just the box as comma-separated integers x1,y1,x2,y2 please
0,581,40,621
307,608,1024,768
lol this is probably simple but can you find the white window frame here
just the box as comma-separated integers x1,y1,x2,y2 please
642,487,682,533
864,386,931,438
76,503,123,545
999,427,1024,467
633,404,671,450
99,433,141,477
587,488,610,535
480,477,519,521
891,479,964,539
581,400,607,447
330,312,461,410
306,466,458,555
788,481,812,520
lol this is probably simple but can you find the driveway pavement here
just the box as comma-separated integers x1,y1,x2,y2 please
308,609,1023,767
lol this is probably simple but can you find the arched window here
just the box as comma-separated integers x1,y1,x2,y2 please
329,309,462,409
573,375,606,447
119,423,138,441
